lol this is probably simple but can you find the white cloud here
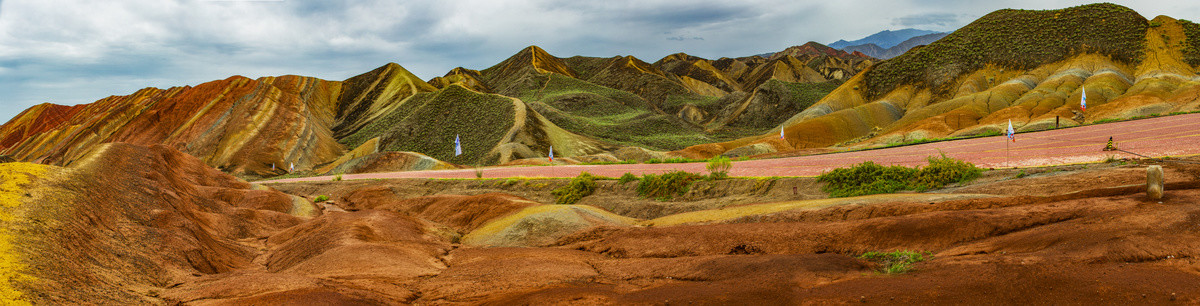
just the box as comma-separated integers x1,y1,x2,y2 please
1,0,1200,124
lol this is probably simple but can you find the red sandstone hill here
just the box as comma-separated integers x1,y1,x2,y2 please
6,3,1195,174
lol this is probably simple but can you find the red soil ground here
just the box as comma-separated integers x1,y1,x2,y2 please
17,138,1200,304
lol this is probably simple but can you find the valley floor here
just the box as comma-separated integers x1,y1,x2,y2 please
226,158,1200,304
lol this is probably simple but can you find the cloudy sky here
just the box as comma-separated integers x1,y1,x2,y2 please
0,0,1196,123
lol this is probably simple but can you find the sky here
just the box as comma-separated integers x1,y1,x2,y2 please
0,0,1197,123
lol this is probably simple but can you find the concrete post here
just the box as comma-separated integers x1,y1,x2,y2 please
1147,165,1164,200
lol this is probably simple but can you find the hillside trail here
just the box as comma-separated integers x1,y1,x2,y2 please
262,112,1200,183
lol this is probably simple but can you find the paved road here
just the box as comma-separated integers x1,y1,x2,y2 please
262,113,1200,183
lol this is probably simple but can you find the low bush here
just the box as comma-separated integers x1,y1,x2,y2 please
817,154,982,197
637,171,706,201
911,154,983,190
551,172,597,204
618,172,639,184
817,161,918,197
706,156,732,179
314,195,329,203
332,174,343,182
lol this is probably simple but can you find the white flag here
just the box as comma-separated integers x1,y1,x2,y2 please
289,162,295,172
780,126,785,140
1006,120,1015,142
1080,85,1087,111
549,145,554,162
454,134,462,156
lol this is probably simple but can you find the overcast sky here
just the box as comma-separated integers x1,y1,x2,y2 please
0,0,1196,123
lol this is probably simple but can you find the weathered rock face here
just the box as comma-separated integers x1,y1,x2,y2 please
0,76,346,177
0,62,456,177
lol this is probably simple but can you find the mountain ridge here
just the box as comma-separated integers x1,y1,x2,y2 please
829,28,940,49
841,32,950,59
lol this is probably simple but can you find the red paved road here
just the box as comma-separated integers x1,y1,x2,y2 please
262,113,1200,183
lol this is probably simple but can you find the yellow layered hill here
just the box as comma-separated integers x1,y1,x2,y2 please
685,4,1200,157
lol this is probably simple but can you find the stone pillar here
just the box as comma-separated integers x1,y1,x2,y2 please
1147,165,1164,200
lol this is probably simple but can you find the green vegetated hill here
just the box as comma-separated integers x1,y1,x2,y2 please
863,3,1147,98
515,73,712,151
473,44,870,154
340,85,516,165
685,3,1200,159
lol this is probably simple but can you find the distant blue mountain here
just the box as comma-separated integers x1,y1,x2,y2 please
829,29,939,49
841,32,949,59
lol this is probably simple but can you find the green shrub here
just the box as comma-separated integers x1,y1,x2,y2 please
1149,20,1163,27
332,174,343,182
817,161,918,197
314,195,329,203
817,155,982,197
1014,170,1027,178
637,171,706,200
706,156,732,179
859,250,930,274
911,154,982,190
618,172,639,184
551,172,597,204
475,168,483,179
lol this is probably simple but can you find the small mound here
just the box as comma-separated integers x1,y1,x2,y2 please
349,192,540,233
264,210,452,279
461,205,638,247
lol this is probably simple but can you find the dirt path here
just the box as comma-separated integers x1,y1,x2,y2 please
262,113,1200,183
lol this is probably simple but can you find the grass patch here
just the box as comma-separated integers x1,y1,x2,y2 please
817,154,982,197
636,171,707,201
551,172,597,204
859,250,931,274
314,195,329,203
